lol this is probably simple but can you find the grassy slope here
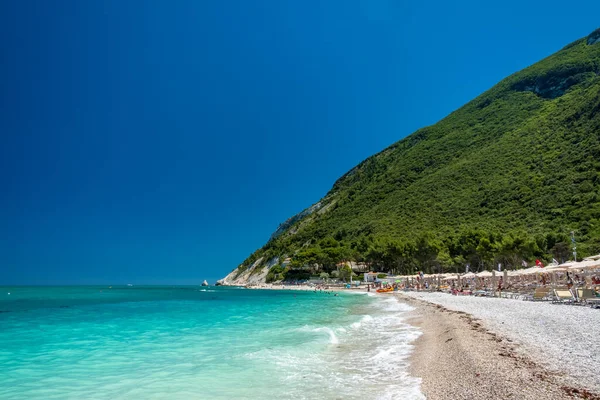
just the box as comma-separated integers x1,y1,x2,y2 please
236,30,600,276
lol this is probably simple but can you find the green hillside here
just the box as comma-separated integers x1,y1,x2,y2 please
235,29,600,279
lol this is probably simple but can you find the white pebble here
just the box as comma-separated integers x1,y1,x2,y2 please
402,291,600,391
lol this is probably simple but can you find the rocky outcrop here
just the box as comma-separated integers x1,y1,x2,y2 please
269,202,323,241
588,28,600,45
217,257,279,286
512,65,597,99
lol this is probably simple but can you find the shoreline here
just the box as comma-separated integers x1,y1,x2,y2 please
399,293,600,400
234,283,371,293
222,284,600,399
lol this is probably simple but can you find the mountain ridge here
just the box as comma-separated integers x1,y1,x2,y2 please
220,29,600,285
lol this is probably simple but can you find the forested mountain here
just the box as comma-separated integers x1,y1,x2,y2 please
223,28,600,283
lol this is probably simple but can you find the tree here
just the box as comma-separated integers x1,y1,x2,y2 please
319,237,339,248
447,230,485,270
550,242,570,263
265,265,284,283
381,240,417,275
415,233,440,273
476,237,494,270
339,265,353,282
290,248,323,269
365,242,385,270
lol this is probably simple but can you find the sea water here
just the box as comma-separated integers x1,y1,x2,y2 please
0,286,423,399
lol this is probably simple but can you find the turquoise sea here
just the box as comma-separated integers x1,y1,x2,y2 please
0,286,423,399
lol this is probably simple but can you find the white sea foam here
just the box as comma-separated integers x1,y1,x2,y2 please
312,327,340,344
244,295,424,399
0,288,424,400
350,314,373,329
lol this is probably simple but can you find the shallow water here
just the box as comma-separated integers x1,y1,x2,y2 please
0,286,423,399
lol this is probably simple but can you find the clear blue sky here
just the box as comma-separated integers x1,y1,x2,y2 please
1,1,598,285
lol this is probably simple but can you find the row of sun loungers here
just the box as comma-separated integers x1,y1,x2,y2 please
420,286,600,308
520,287,600,307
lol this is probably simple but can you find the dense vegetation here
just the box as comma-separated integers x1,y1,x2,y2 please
234,30,600,279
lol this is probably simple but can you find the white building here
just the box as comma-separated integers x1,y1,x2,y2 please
363,272,385,283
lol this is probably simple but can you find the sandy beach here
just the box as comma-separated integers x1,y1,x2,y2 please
399,292,600,400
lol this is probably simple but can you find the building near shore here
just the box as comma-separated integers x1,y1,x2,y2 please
364,272,386,282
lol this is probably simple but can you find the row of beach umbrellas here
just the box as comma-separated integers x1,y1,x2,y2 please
392,255,600,281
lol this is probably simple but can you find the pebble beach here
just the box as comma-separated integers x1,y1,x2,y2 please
399,291,600,399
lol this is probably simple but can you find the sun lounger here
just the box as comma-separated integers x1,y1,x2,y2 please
513,289,530,300
577,288,600,307
553,289,575,304
525,287,551,301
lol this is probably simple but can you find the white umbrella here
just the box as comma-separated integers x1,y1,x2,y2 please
559,260,579,268
568,259,600,270
517,266,544,275
543,265,569,272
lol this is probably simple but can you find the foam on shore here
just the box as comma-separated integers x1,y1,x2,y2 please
0,286,424,400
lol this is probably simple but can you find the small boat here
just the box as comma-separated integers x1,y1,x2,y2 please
201,280,209,286
376,287,394,293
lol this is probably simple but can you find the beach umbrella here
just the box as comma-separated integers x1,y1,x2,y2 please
568,259,600,270
544,266,569,272
516,266,543,275
476,271,493,277
558,260,579,268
